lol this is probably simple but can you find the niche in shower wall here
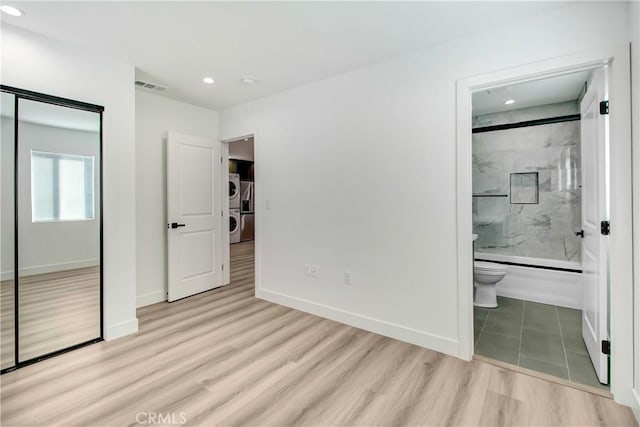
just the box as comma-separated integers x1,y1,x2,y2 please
472,101,581,263
510,172,539,204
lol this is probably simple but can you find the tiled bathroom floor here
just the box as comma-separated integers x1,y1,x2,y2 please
474,296,608,390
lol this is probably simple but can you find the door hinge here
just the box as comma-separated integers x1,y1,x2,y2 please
222,264,224,271
601,340,611,355
600,220,610,236
221,156,223,164
599,100,609,115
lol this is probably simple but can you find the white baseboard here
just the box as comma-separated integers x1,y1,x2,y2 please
105,318,138,341
632,389,640,425
136,290,166,308
1,259,99,280
258,288,460,358
495,264,582,309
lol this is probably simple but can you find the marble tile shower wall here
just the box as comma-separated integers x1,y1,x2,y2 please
472,102,582,263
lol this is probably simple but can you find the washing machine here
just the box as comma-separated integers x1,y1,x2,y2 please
229,173,240,209
229,208,241,244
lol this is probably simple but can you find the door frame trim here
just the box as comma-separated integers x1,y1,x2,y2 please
455,45,634,407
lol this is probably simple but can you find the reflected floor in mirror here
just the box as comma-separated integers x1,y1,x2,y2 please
1,279,15,370
1,266,100,367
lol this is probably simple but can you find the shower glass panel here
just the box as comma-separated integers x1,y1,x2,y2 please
17,98,101,361
1,92,16,370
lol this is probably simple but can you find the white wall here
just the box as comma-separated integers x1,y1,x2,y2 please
630,0,640,422
135,90,219,307
220,0,632,376
1,25,138,340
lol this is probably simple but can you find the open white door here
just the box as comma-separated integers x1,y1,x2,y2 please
579,68,609,384
167,132,223,302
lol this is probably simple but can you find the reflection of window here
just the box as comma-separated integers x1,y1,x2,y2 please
31,151,95,222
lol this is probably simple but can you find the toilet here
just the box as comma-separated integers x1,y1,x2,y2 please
473,261,507,308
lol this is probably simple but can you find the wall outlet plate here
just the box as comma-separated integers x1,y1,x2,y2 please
310,264,319,277
344,271,352,285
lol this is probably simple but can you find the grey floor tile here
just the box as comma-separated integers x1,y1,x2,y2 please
483,315,522,339
562,330,588,355
566,351,609,390
557,306,582,332
496,296,524,315
475,331,520,365
520,329,566,366
474,325,483,346
519,356,569,379
474,299,608,390
487,307,524,324
523,302,561,335
474,308,489,323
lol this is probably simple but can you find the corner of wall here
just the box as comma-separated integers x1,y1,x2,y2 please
258,288,460,359
104,318,139,341
136,290,166,308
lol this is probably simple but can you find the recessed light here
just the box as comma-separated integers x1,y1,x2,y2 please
244,138,249,141
504,99,516,105
241,76,256,85
203,77,215,85
0,5,24,16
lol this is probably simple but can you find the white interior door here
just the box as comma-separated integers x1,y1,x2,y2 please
167,132,222,302
579,68,609,384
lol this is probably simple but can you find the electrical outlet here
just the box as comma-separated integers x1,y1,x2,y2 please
310,264,319,277
344,271,352,285
265,200,272,210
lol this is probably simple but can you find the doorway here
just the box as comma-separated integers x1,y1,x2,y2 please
222,135,257,292
469,69,609,390
455,47,633,405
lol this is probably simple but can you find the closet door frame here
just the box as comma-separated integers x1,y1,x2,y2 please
0,85,104,374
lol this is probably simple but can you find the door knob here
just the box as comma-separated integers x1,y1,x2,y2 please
169,222,186,229
575,230,584,238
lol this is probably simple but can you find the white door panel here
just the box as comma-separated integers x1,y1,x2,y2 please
180,230,215,279
167,132,222,302
580,68,609,384
180,144,213,215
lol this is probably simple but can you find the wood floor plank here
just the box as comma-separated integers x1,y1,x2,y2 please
1,241,637,426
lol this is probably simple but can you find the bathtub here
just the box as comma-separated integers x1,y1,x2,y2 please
475,252,583,310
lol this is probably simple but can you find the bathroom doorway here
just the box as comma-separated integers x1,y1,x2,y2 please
455,48,634,403
469,69,609,390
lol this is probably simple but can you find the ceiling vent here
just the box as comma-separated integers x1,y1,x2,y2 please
134,80,167,92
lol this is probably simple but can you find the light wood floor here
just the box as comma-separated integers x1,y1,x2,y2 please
1,266,100,369
1,241,636,426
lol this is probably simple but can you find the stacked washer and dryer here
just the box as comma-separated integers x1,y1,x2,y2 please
229,173,241,243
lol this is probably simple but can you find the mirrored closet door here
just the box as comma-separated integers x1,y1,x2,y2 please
1,86,103,372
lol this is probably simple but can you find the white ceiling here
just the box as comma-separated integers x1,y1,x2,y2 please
472,70,591,115
3,1,567,111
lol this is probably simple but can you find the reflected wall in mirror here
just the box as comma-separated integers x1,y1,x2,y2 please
0,88,103,372
1,92,16,370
